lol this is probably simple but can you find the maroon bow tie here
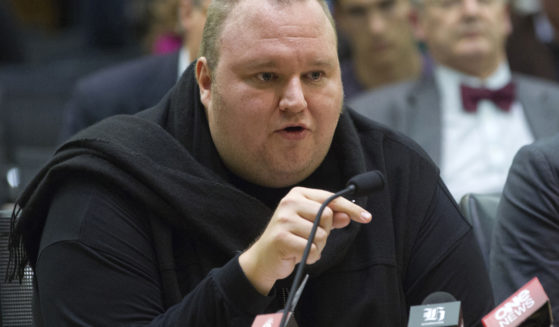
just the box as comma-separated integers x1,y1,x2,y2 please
460,82,516,113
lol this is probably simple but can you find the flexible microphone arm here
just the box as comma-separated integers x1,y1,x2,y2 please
279,171,385,327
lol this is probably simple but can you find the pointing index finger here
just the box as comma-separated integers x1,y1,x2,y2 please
299,188,372,224
328,196,372,223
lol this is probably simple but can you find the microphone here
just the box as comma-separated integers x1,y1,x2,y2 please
251,274,309,327
345,170,385,197
481,277,554,327
250,171,385,327
423,292,459,305
408,292,464,327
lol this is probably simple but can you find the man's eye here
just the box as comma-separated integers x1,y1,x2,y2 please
307,71,323,81
430,0,461,7
379,0,395,11
257,72,276,81
346,6,367,18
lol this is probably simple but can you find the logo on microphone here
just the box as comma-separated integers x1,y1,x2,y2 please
422,307,446,325
493,290,535,326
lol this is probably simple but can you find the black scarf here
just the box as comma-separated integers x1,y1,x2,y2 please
8,63,369,306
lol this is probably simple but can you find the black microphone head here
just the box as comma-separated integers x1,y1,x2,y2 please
422,292,457,305
346,170,385,197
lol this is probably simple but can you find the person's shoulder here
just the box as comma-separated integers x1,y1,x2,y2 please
514,72,559,95
349,79,418,110
347,79,425,124
515,134,559,167
69,109,170,145
75,52,178,95
348,108,438,171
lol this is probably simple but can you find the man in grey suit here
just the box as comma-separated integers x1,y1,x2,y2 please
490,134,559,322
350,0,559,201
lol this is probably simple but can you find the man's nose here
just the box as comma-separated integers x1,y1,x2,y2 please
279,77,307,113
461,0,481,16
368,12,387,35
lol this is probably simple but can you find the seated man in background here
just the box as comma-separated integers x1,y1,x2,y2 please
350,0,559,201
9,0,493,325
59,0,209,141
332,0,428,100
490,134,559,323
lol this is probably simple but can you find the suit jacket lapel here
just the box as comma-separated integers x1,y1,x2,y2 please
515,74,559,140
407,75,443,164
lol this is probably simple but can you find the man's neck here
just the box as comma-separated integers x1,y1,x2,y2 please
439,54,505,81
353,48,422,90
434,60,511,90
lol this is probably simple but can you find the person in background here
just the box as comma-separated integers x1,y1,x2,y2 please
59,0,209,141
332,0,428,100
490,134,559,323
81,0,129,49
144,0,183,54
350,0,559,202
9,0,494,325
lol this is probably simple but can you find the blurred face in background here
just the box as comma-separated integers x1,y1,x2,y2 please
180,0,211,59
413,0,511,77
335,0,417,68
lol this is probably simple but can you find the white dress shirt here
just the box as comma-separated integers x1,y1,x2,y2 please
435,63,534,201
178,48,190,80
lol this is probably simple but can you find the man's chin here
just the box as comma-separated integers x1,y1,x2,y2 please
251,162,319,188
455,40,492,58
250,149,329,187
263,170,314,188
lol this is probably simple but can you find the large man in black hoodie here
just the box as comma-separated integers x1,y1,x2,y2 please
9,0,494,326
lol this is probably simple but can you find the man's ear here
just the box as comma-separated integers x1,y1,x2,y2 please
196,57,212,109
408,7,425,42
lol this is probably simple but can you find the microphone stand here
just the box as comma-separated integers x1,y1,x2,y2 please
278,184,357,327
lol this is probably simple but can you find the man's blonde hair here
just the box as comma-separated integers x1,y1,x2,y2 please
198,0,336,75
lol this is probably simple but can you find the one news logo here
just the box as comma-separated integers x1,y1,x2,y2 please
493,290,535,326
422,307,446,325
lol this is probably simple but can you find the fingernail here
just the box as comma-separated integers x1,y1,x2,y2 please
361,211,372,222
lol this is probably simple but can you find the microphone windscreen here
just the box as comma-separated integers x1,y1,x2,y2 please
345,170,385,197
422,292,457,304
481,277,553,327
408,292,462,327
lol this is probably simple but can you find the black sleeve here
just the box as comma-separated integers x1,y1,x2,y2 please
36,179,273,326
490,143,559,323
405,180,495,327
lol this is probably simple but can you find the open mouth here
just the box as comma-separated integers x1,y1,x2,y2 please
277,125,308,140
284,126,305,132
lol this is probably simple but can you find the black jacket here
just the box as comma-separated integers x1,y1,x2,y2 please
10,63,494,326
